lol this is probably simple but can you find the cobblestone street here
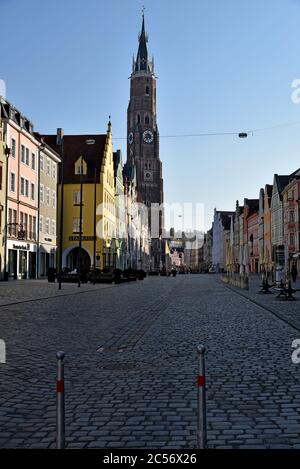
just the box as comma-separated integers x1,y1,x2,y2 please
0,275,300,449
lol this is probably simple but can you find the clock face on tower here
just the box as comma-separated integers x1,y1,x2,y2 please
144,171,153,182
128,132,134,145
143,130,154,144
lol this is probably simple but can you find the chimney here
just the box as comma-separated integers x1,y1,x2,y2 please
56,128,64,146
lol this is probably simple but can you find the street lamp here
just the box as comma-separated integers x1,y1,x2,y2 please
107,241,111,270
77,156,83,288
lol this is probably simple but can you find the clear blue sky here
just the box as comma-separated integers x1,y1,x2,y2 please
1,0,300,231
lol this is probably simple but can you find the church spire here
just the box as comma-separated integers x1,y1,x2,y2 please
134,11,153,73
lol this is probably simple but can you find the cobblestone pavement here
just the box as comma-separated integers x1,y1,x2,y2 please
226,274,300,331
0,279,113,306
0,274,300,449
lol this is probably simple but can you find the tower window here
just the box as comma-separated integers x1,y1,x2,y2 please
136,114,141,124
145,115,150,125
145,86,150,96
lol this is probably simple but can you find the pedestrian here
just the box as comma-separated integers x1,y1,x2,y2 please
291,264,298,283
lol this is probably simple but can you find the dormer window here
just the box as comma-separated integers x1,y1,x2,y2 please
74,157,87,175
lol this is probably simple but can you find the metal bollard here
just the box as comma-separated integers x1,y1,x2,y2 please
197,345,207,449
56,351,65,449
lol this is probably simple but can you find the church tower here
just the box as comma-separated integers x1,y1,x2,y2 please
126,13,164,269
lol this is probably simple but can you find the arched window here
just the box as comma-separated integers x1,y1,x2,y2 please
146,86,150,95
136,114,141,124
145,115,150,125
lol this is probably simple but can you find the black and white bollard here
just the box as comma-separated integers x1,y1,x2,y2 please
56,351,65,449
197,345,207,449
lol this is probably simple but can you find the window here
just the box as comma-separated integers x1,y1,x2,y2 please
40,154,44,172
25,148,29,166
11,138,16,158
73,190,84,205
31,183,35,201
29,215,32,239
52,190,56,208
23,213,28,233
25,179,29,197
145,115,150,125
46,158,50,175
51,220,56,236
39,215,43,232
45,218,50,235
290,233,295,246
40,184,44,203
0,164,2,190
136,114,141,124
289,211,295,223
20,177,25,195
52,163,56,179
146,86,150,95
32,217,36,239
46,187,50,206
72,218,82,233
31,153,36,170
10,172,16,192
21,145,25,163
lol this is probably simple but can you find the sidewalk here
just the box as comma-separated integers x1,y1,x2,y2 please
0,279,115,306
222,274,300,331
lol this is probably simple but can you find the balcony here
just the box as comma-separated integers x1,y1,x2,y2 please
7,227,36,241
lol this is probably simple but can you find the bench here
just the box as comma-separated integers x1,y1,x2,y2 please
259,278,273,294
275,281,297,301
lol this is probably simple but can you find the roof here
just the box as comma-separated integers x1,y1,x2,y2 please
219,212,234,230
135,14,149,72
244,198,259,216
274,169,300,195
113,150,122,178
42,134,107,183
265,184,273,198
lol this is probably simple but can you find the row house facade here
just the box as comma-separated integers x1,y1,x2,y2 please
258,185,273,275
43,123,151,275
244,199,259,274
36,135,61,277
212,209,234,272
271,170,300,282
0,97,60,280
282,176,300,276
2,99,39,279
206,168,300,280
43,125,117,272
0,111,6,279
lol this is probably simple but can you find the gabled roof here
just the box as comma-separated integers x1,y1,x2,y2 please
42,134,107,183
245,198,259,215
113,150,122,178
274,169,300,195
219,212,234,230
265,184,273,199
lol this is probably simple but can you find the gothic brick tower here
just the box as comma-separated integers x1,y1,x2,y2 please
126,13,164,270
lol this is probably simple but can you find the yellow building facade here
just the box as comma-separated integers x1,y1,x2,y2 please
45,122,116,272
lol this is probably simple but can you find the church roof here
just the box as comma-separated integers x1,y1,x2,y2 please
134,13,153,73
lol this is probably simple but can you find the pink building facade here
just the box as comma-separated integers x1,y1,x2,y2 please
244,199,259,274
4,101,39,279
282,176,300,276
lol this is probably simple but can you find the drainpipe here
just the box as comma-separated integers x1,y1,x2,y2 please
3,123,10,280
